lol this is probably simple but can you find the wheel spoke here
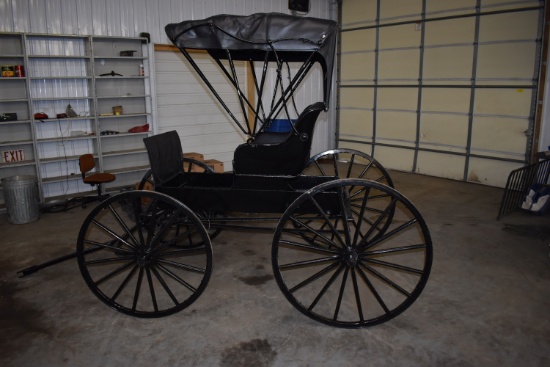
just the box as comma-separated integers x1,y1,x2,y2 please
85,255,135,266
111,265,139,302
288,261,341,293
107,204,139,250
336,186,352,245
157,258,206,274
310,197,347,248
91,219,136,252
356,264,390,314
156,263,197,293
345,154,356,178
351,269,364,322
357,160,374,179
333,267,349,321
359,262,412,297
148,207,184,251
358,218,418,251
83,239,133,254
362,197,398,242
363,258,424,275
157,247,208,257
132,268,145,311
278,239,340,255
314,159,327,176
352,187,371,247
280,255,340,270
289,215,342,249
155,224,202,253
365,244,427,256
150,266,180,306
332,153,340,178
94,260,135,286
146,267,159,312
307,265,345,311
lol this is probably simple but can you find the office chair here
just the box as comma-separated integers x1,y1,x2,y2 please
79,154,116,206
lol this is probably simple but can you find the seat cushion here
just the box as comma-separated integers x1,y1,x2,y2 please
84,172,116,185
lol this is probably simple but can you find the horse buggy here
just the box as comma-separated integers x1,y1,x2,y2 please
74,13,433,328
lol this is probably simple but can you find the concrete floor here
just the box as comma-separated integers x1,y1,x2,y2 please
0,171,549,367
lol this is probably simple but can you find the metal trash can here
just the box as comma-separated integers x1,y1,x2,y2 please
1,175,40,224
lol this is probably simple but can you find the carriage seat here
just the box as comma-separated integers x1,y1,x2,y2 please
143,130,184,185
233,102,325,176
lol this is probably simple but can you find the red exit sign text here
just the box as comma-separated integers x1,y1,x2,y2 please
2,149,25,163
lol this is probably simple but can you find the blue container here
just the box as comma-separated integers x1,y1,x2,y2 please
265,119,296,133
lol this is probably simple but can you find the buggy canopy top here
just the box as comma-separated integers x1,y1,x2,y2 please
165,13,337,105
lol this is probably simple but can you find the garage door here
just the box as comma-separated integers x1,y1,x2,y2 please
338,0,545,187
154,47,247,171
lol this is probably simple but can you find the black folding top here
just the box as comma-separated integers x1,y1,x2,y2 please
165,13,337,104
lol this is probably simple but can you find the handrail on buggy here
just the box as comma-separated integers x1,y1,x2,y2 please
165,13,337,140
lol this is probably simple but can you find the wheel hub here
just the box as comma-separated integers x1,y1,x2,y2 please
137,252,153,267
343,248,359,267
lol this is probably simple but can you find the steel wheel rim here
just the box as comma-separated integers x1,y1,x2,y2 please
272,179,432,328
77,191,213,318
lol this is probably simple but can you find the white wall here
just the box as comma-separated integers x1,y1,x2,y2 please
0,0,336,40
0,0,339,155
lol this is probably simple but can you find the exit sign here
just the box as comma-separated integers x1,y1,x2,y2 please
2,149,25,163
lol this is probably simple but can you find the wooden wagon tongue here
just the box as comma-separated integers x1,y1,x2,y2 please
165,13,337,139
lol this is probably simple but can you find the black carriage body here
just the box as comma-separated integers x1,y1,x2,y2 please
61,12,433,329
156,172,338,214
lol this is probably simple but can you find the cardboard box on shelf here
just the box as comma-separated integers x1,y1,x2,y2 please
190,159,225,173
204,159,224,173
183,152,204,161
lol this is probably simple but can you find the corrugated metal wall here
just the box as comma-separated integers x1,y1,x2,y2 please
0,0,335,40
1,0,338,161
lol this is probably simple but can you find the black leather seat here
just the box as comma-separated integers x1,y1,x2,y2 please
143,130,184,185
233,102,325,175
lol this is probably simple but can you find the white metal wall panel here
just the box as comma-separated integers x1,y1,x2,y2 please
155,50,246,170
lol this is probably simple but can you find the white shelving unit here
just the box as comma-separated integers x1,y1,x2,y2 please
0,32,153,208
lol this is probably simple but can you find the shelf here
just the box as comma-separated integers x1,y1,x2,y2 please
34,116,95,122
41,174,82,184
102,148,147,156
30,76,92,80
0,32,152,202
106,164,150,175
0,139,33,146
32,97,93,102
0,120,31,125
0,77,26,80
96,76,147,79
97,113,150,120
0,159,35,168
28,55,90,60
97,94,149,99
0,98,28,103
36,135,97,143
100,132,149,139
94,56,148,60
39,154,82,164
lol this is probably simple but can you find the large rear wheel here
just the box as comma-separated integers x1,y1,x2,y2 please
272,179,432,328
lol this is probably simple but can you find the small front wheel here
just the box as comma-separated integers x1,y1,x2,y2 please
77,191,213,318
272,179,432,328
